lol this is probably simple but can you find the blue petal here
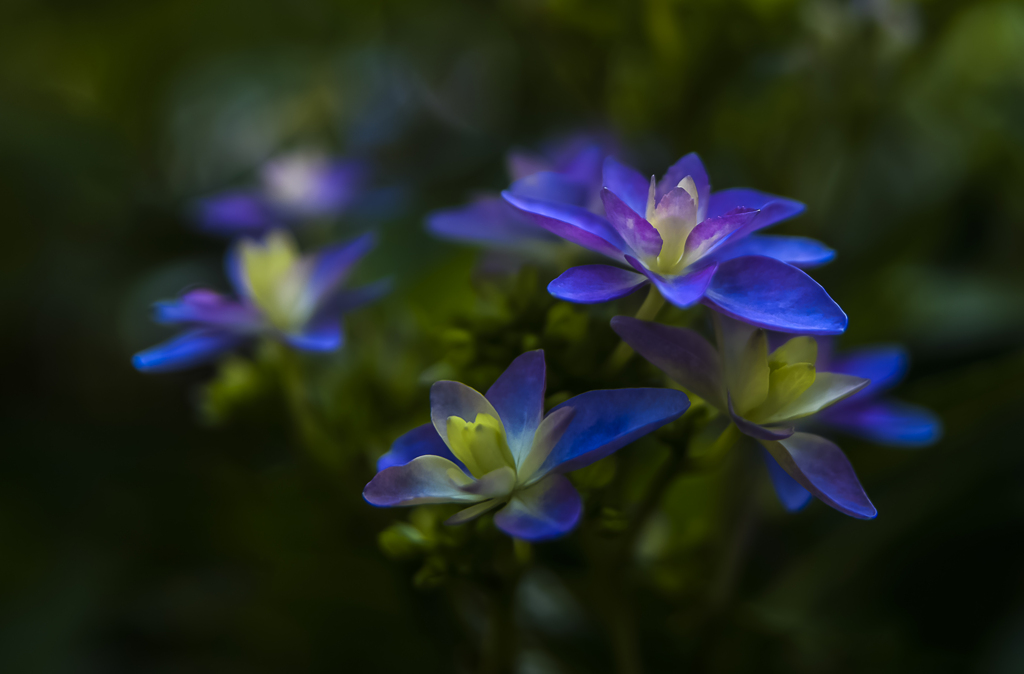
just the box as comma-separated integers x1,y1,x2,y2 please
548,265,649,304
760,447,813,512
132,329,245,373
705,188,805,238
363,455,479,507
194,191,279,236
710,234,835,269
427,197,557,246
827,345,908,397
539,388,690,475
626,256,718,309
702,255,847,335
283,318,343,352
818,399,943,447
610,316,726,409
318,279,392,316
601,188,662,259
306,233,376,309
602,156,650,216
508,170,590,207
376,423,466,471
762,432,876,519
485,350,547,465
493,474,583,541
502,191,626,261
153,289,262,330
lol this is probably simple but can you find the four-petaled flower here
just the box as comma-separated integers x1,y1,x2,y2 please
363,350,690,541
504,154,846,334
426,133,614,251
612,314,876,518
133,230,387,372
196,150,368,236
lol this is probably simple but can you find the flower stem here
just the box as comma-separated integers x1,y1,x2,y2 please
275,342,341,466
605,286,665,374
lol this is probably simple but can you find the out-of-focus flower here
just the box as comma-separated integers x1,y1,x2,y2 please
364,350,690,541
195,151,368,236
812,341,942,446
505,154,845,334
612,314,876,518
133,230,386,372
426,133,614,251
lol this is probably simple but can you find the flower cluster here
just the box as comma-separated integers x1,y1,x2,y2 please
137,136,940,542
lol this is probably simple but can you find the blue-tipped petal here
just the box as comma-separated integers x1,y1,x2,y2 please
705,188,805,238
539,388,690,475
376,423,465,472
762,432,876,519
363,455,480,507
132,329,245,373
827,345,909,397
427,197,557,246
602,156,650,216
626,256,718,309
609,316,726,409
710,234,836,269
283,318,343,352
502,191,626,261
702,255,847,335
493,474,583,541
818,399,943,447
548,265,649,304
485,350,547,465
656,152,710,220
601,188,662,259
153,289,262,330
760,447,813,512
194,191,279,236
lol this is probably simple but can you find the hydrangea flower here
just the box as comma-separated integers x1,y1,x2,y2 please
426,133,614,250
811,341,943,447
363,350,690,541
195,150,368,236
504,154,845,334
133,230,386,372
611,314,876,518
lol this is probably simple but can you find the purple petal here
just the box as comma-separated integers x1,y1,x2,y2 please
132,328,245,373
656,153,710,220
376,423,465,472
283,317,343,352
502,191,626,261
609,316,725,409
827,345,909,397
194,191,279,236
306,233,376,309
508,171,589,207
553,143,603,188
493,474,583,541
363,455,479,507
224,244,250,299
539,388,690,475
317,279,391,318
485,350,547,464
602,156,650,216
818,398,943,447
702,255,847,335
762,432,876,519
728,396,794,440
710,235,835,269
705,188,805,238
683,208,758,261
427,197,557,246
548,265,649,304
626,256,718,309
760,447,813,512
153,289,262,331
601,188,662,259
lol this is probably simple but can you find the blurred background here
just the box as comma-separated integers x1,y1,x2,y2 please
3,0,1024,672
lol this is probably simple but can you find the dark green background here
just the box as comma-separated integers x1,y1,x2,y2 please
3,0,1024,671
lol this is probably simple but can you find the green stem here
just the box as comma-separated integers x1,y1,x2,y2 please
605,286,666,373
275,342,341,466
